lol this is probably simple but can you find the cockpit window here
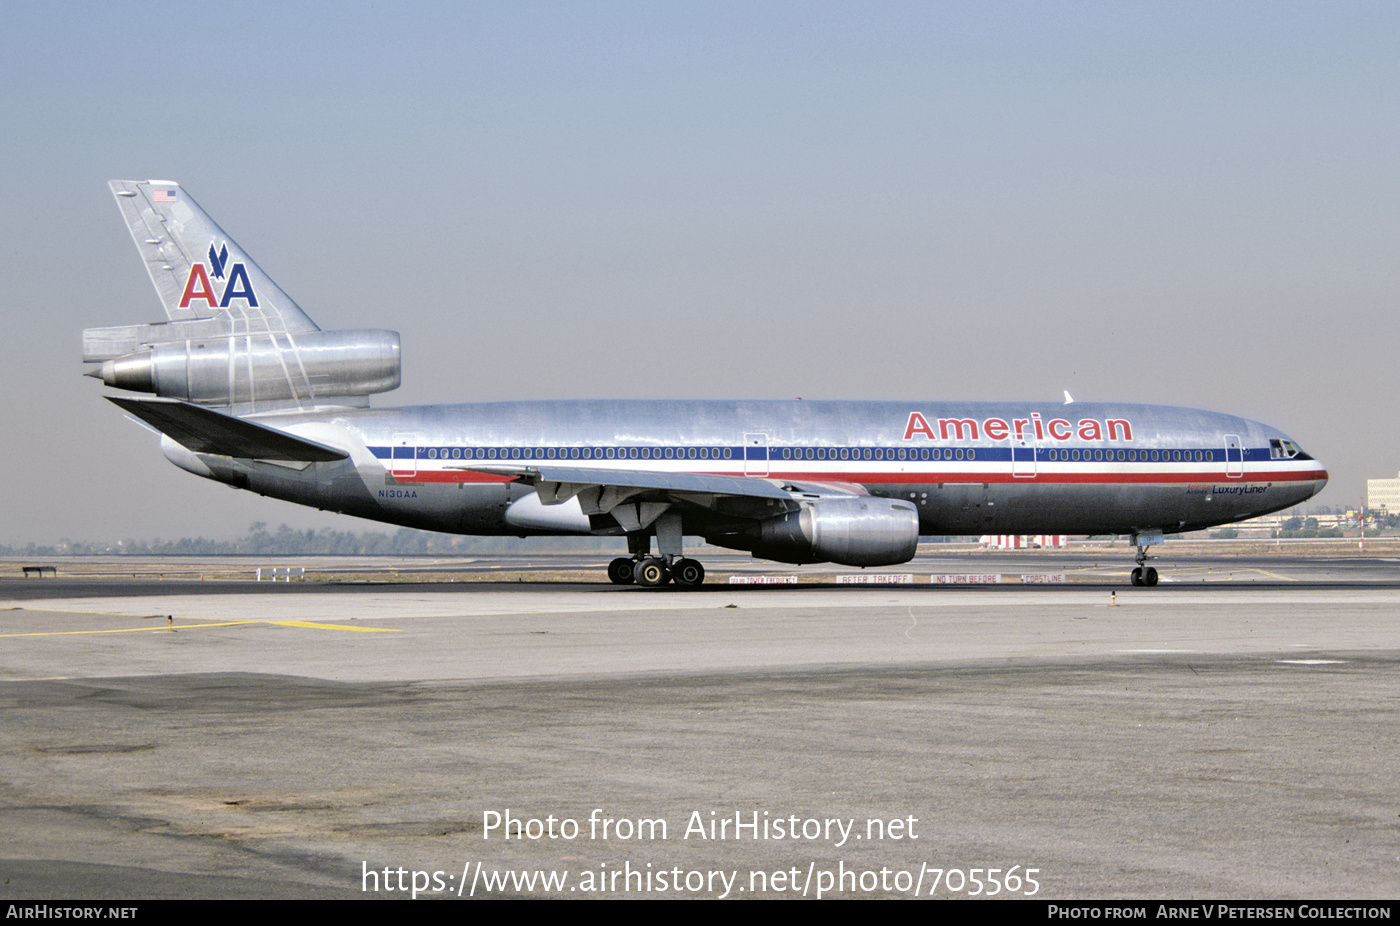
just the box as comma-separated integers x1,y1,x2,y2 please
1269,439,1313,461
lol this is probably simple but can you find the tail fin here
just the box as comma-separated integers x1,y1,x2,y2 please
86,181,399,410
109,179,318,330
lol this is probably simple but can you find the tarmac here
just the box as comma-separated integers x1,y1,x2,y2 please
1,553,1398,899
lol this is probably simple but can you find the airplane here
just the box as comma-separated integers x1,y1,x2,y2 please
84,180,1328,588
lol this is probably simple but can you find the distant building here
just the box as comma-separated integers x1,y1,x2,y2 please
981,535,1068,549
1367,472,1400,514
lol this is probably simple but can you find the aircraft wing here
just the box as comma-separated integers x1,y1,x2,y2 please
468,463,795,500
462,463,866,533
107,396,349,462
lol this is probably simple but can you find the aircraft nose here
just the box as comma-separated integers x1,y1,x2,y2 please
1304,446,1328,487
1302,451,1328,495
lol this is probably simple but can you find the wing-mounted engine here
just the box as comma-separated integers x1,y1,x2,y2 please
86,328,401,407
711,495,921,567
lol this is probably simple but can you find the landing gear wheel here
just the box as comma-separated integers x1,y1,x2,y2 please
1131,533,1162,589
634,557,671,588
672,558,705,588
607,557,636,585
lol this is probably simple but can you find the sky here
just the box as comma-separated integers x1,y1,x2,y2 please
3,1,1397,544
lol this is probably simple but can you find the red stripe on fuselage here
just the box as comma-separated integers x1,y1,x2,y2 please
385,467,1327,486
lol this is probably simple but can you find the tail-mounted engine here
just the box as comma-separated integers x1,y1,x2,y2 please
87,328,401,406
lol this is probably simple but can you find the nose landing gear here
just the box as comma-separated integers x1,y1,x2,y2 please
1131,564,1159,587
1129,529,1164,587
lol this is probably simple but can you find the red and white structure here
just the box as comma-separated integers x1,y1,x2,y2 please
981,534,1068,549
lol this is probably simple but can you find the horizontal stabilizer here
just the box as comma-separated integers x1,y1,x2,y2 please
107,396,348,462
83,318,234,362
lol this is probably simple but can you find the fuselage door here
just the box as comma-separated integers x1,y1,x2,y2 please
1224,433,1243,479
391,433,418,478
744,432,769,476
1012,437,1037,478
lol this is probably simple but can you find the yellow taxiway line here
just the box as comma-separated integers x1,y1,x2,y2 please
0,619,397,637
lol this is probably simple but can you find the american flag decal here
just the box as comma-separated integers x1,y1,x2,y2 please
153,189,177,203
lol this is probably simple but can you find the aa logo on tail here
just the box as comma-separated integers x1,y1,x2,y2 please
179,240,259,308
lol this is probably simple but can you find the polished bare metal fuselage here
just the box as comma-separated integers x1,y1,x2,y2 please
163,398,1327,541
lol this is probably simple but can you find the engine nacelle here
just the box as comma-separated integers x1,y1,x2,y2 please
735,496,921,567
98,328,400,405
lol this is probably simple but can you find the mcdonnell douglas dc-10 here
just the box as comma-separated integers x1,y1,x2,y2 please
84,181,1327,587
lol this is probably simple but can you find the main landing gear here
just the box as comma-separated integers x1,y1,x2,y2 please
607,555,706,588
1129,529,1164,587
606,511,706,588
